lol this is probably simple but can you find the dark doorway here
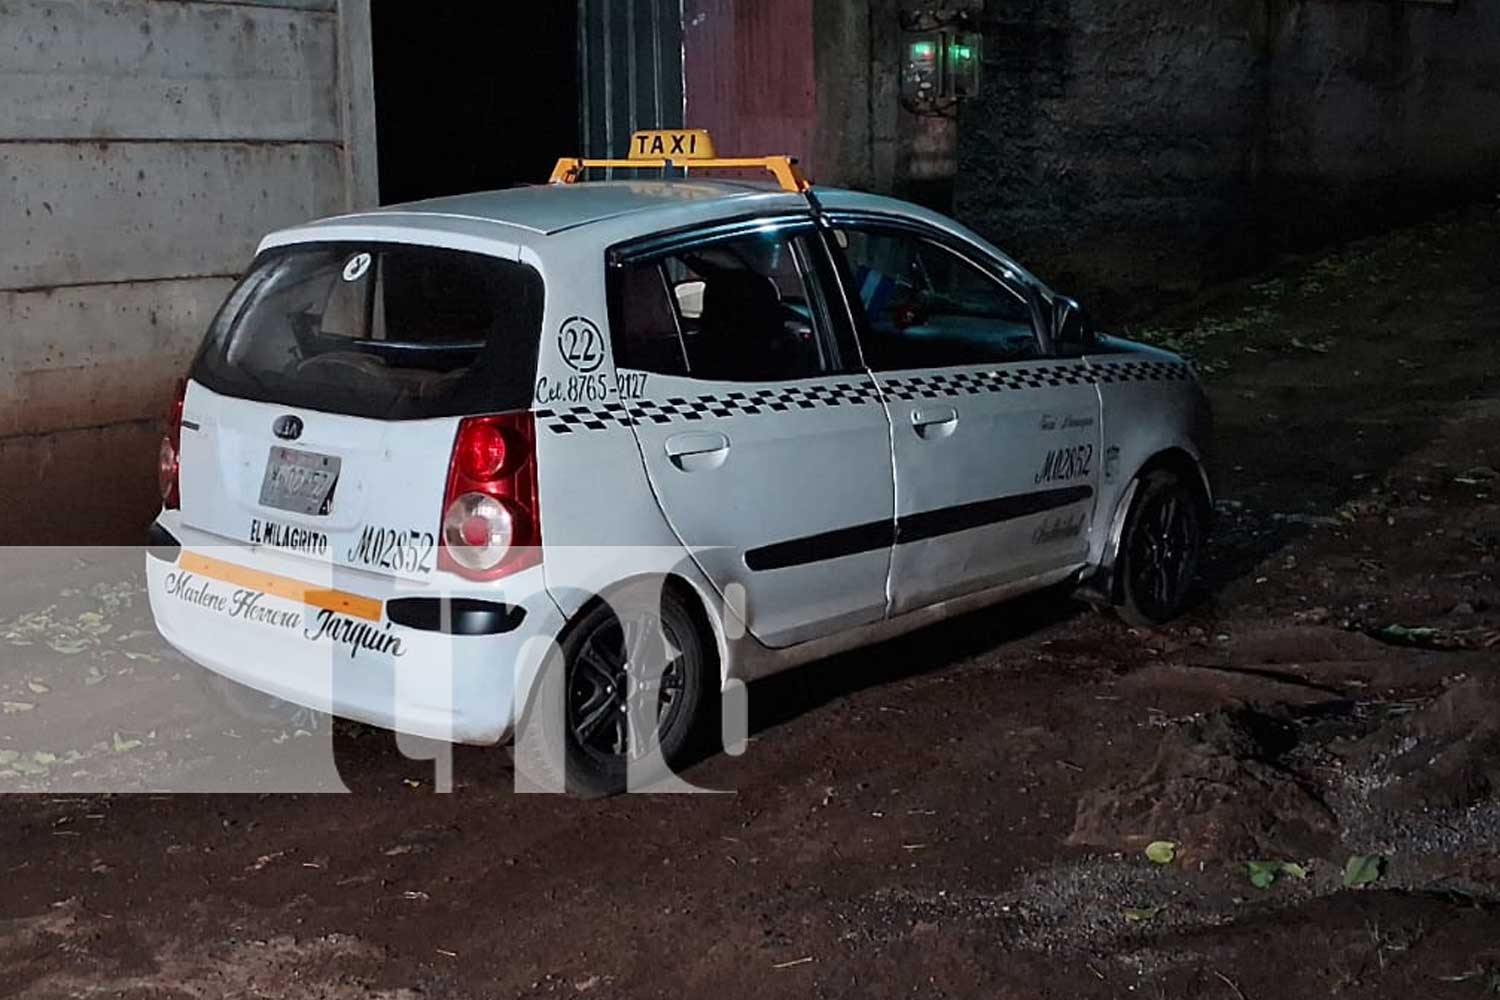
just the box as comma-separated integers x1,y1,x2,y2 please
371,2,581,205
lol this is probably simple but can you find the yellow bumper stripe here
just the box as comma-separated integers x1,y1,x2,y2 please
179,552,383,623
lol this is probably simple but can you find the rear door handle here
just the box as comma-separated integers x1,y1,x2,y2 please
910,406,959,440
911,406,957,427
664,431,730,470
665,431,730,458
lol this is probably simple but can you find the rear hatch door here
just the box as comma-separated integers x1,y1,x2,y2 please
178,240,543,583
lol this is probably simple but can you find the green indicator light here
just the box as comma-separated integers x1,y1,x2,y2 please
952,45,973,60
913,41,934,57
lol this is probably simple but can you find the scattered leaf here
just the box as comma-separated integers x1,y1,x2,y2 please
3,701,36,714
1145,840,1178,865
111,732,143,753
1246,860,1307,889
1343,854,1384,888
1247,860,1281,889
1377,624,1439,642
1122,905,1163,924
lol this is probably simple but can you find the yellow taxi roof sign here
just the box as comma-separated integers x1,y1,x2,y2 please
549,127,811,193
629,129,717,160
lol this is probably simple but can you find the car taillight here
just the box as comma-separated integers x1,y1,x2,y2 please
439,413,541,581
158,378,187,510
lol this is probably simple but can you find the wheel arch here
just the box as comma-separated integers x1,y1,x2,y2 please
547,571,731,683
1096,446,1213,603
1136,447,1213,517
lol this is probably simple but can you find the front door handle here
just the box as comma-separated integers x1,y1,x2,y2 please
911,405,959,439
664,431,731,471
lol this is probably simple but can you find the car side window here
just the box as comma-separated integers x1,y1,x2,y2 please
833,228,1041,371
610,230,834,382
611,258,692,377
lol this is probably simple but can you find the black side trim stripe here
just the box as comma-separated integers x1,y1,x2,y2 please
743,485,1094,571
744,520,895,572
896,485,1093,544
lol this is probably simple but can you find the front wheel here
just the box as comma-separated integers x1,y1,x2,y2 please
1115,470,1204,627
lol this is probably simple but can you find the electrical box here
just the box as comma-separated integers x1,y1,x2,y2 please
947,32,981,98
901,29,983,111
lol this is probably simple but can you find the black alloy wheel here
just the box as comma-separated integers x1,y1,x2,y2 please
514,583,709,797
1117,470,1204,626
568,610,689,766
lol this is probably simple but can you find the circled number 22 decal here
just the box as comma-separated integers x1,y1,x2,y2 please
558,317,604,373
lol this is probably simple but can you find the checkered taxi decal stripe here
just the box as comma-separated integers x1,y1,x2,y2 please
1090,360,1195,385
534,361,1191,435
879,363,1094,401
536,381,882,435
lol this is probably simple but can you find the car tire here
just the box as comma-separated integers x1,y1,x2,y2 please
513,581,712,798
1115,469,1205,627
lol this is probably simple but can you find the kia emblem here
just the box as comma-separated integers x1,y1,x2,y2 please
272,415,304,441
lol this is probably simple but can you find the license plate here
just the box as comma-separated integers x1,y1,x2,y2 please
259,447,341,516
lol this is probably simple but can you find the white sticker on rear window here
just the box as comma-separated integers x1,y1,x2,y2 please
342,252,372,282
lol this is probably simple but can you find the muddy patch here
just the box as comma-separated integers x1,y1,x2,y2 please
1069,706,1340,860
1,899,415,1000
1347,672,1500,814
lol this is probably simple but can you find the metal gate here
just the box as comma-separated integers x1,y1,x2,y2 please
579,0,685,159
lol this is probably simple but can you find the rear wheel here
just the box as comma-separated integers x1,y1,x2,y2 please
514,582,711,797
1116,470,1204,627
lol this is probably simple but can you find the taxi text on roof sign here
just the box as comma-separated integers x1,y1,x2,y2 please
548,128,811,193
629,129,717,160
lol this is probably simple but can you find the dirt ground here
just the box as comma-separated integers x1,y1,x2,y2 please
2,203,1498,998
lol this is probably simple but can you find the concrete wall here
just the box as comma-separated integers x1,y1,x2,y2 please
0,0,375,542
948,0,1500,317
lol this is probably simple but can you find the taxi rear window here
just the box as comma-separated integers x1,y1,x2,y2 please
191,243,542,420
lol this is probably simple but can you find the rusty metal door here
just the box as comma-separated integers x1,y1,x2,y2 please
681,0,817,169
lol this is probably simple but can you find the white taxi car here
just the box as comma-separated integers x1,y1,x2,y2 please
147,131,1212,794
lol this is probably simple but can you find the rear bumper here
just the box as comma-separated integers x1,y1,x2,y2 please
145,515,564,744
